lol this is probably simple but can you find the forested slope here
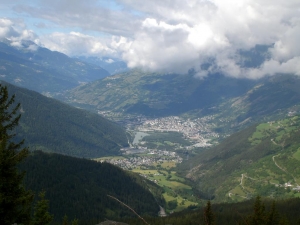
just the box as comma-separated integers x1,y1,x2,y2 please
2,81,128,158
19,151,164,224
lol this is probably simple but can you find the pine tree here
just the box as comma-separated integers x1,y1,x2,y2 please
203,200,215,225
62,214,69,225
71,218,79,225
0,84,33,225
266,200,280,225
31,191,53,225
247,196,267,225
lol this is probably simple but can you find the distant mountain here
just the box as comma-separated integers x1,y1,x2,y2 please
60,44,273,118
62,69,257,117
62,71,300,133
2,81,128,158
0,39,109,94
179,115,300,202
20,151,164,223
76,56,128,75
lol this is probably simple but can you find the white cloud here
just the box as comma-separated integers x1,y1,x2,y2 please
118,0,300,78
0,18,17,38
38,32,119,57
0,18,39,50
0,0,300,79
105,58,115,63
247,57,300,78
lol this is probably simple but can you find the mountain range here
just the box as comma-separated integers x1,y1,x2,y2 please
62,69,300,134
2,39,299,132
76,56,128,75
0,39,110,94
62,69,257,117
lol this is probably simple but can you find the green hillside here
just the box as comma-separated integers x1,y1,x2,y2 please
0,40,109,94
63,70,300,138
212,74,300,132
63,69,256,117
19,151,164,223
180,115,300,202
3,81,128,158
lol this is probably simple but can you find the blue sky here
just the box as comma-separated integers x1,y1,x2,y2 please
0,0,300,79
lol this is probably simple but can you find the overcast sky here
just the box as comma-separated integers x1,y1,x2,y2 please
0,0,300,79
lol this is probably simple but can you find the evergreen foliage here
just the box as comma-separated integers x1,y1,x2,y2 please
123,197,300,225
62,215,68,225
266,201,281,225
203,200,215,225
19,151,164,223
3,81,128,158
247,196,267,225
31,191,53,225
0,84,33,225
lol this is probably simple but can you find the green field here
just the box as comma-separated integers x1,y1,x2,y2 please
162,192,197,212
140,131,192,150
293,148,300,161
154,161,177,168
132,163,199,212
94,156,126,161
249,116,300,146
93,151,198,211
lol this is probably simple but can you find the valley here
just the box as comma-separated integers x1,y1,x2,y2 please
2,65,300,217
96,151,198,213
96,114,300,213
94,107,300,213
1,2,300,223
96,119,209,212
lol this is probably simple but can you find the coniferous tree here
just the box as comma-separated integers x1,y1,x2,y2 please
31,191,53,225
62,214,69,225
266,200,280,225
71,218,79,225
248,196,266,225
203,200,215,225
0,84,33,225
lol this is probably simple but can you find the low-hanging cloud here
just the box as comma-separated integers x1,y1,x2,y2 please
119,0,300,79
0,18,38,50
1,0,300,79
38,32,120,57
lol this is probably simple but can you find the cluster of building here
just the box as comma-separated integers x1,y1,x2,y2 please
135,116,219,147
100,149,182,170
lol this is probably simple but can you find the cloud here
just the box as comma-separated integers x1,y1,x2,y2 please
0,17,128,58
118,0,300,78
105,58,115,63
0,18,18,39
0,18,38,49
1,0,300,79
38,32,119,57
